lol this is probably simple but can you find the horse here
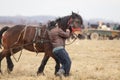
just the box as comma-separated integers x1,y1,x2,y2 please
0,12,83,75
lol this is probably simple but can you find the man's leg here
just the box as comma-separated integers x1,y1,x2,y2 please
62,49,71,76
55,49,71,76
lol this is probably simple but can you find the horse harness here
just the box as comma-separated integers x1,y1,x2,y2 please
10,25,50,62
32,26,50,53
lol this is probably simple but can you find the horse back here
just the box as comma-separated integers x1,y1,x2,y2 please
2,25,25,49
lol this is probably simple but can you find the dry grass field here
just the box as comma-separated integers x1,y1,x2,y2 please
0,40,120,80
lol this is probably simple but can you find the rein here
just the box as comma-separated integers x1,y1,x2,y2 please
65,32,78,45
65,17,78,45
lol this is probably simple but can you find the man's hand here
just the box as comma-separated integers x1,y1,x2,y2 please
66,29,70,32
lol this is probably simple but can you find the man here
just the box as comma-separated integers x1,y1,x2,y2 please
49,24,71,77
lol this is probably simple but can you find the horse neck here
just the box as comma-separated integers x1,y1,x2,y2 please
59,16,70,31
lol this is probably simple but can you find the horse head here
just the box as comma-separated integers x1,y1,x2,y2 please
55,12,83,33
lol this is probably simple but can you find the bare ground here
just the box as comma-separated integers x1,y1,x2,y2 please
0,40,120,80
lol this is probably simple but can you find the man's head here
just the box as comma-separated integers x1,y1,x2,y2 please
48,21,56,30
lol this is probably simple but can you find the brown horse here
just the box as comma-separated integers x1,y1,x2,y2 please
0,12,83,75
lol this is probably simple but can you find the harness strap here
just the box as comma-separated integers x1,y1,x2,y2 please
33,27,41,53
33,27,38,42
23,26,28,40
38,28,41,36
43,29,47,38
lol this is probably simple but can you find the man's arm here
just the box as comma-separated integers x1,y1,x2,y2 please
58,28,70,38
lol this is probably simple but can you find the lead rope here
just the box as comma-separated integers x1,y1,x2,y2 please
65,32,78,45
65,37,77,45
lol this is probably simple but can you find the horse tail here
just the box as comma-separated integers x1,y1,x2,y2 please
0,26,10,48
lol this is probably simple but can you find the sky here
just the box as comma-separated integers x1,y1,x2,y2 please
0,0,120,23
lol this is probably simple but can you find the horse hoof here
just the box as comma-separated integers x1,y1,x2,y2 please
7,68,12,74
37,72,45,76
0,70,3,75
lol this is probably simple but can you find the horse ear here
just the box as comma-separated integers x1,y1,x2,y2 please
72,11,76,14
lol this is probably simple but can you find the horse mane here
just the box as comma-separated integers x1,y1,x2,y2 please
47,16,70,31
56,16,70,31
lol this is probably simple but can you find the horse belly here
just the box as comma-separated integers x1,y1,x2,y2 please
23,43,44,52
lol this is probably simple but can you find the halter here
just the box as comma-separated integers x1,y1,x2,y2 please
67,17,80,29
67,17,73,29
67,16,82,30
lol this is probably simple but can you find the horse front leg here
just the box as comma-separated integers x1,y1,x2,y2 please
37,51,60,75
37,54,50,75
6,53,14,74
48,50,60,75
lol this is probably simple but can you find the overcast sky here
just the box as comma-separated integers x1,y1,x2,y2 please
0,0,120,22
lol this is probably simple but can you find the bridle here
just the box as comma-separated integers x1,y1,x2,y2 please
64,17,78,45
67,17,81,29
67,17,73,29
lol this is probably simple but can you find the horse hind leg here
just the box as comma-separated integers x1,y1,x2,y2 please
0,50,14,74
6,53,14,74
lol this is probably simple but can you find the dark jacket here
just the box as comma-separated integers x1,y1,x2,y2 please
49,26,70,48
